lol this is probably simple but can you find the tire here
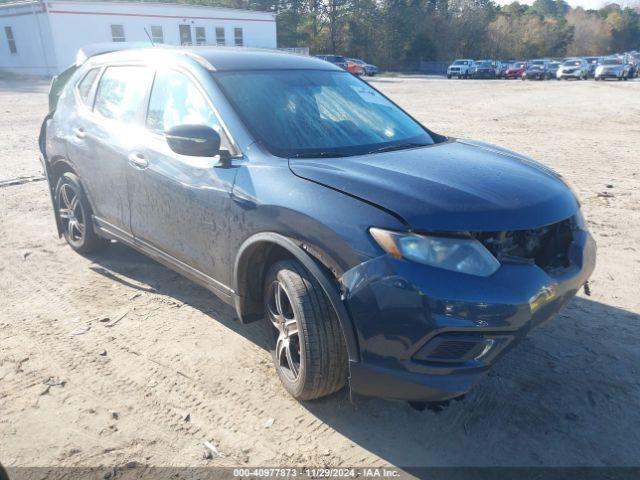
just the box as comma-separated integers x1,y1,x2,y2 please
55,172,109,254
263,260,348,401
447,74,451,79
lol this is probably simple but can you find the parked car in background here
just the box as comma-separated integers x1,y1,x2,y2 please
447,59,474,79
348,58,378,76
522,60,549,80
345,59,365,76
498,61,512,78
557,58,588,80
315,54,348,70
473,60,497,79
547,61,561,79
584,57,601,78
595,57,631,81
40,47,595,404
504,61,527,79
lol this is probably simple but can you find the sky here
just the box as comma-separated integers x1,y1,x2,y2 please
494,0,637,9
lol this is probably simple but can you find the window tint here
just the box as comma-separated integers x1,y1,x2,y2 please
77,68,100,105
94,66,152,123
111,24,125,42
146,69,227,148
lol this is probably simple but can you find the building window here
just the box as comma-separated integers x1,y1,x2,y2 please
215,27,225,46
150,25,164,44
111,24,125,42
195,26,206,45
234,27,243,47
4,26,17,54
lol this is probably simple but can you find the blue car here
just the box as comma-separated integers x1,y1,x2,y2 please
40,47,596,404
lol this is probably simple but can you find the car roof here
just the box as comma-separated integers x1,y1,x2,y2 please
86,46,341,72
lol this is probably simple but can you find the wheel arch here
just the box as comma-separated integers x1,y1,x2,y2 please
233,232,360,362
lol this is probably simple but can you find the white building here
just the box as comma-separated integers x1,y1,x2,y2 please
0,0,277,75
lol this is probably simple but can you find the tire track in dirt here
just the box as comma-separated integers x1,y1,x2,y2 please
6,259,375,465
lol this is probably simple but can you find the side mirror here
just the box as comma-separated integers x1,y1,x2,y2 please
165,125,222,158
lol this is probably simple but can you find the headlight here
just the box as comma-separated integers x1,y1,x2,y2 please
369,228,500,277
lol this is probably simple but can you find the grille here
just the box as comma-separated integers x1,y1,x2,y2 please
414,335,495,364
429,340,478,360
472,217,574,274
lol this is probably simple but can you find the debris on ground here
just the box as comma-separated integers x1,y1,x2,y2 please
70,325,91,336
264,418,274,428
203,440,223,458
104,311,128,328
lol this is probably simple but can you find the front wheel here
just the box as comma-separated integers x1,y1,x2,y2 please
263,260,348,401
55,172,109,254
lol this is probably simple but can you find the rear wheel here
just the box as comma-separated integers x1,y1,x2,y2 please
55,172,109,254
263,260,348,401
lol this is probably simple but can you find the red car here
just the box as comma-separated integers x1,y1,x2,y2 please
504,62,527,79
346,59,365,76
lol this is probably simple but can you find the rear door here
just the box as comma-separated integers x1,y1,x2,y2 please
73,64,154,237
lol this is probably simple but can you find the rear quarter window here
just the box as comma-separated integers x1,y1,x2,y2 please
76,68,100,106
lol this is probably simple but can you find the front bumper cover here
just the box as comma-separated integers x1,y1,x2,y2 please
343,228,596,402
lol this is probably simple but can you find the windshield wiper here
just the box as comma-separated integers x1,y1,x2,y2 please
368,142,430,155
289,151,351,159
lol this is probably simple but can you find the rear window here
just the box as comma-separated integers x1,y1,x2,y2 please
76,68,100,106
94,66,153,123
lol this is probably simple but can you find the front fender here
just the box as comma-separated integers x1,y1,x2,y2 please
233,232,361,362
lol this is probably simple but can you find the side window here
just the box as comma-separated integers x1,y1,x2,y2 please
150,25,164,44
111,24,125,42
94,66,153,124
5,26,17,54
146,69,229,149
215,27,225,46
234,28,243,47
76,68,100,106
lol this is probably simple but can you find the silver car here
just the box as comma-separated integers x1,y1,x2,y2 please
595,57,631,81
556,58,588,80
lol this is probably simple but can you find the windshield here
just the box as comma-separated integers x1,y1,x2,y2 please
453,60,468,65
477,62,492,67
214,70,433,158
602,59,620,65
531,61,545,66
563,60,581,66
512,63,525,68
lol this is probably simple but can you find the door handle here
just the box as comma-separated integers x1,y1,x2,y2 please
128,152,149,169
73,127,86,139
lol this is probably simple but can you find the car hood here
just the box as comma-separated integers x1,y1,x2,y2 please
289,139,578,232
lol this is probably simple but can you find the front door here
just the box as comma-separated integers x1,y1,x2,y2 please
179,24,192,45
127,67,238,288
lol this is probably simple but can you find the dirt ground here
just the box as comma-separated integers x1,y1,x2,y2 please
1,74,639,472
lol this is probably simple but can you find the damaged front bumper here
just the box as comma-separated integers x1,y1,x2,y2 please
342,228,596,402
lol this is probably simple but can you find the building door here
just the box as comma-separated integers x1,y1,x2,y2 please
179,24,192,45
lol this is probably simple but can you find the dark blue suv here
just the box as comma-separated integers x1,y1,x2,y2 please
40,47,596,403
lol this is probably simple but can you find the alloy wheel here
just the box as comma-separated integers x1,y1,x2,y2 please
58,183,86,247
266,280,301,382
